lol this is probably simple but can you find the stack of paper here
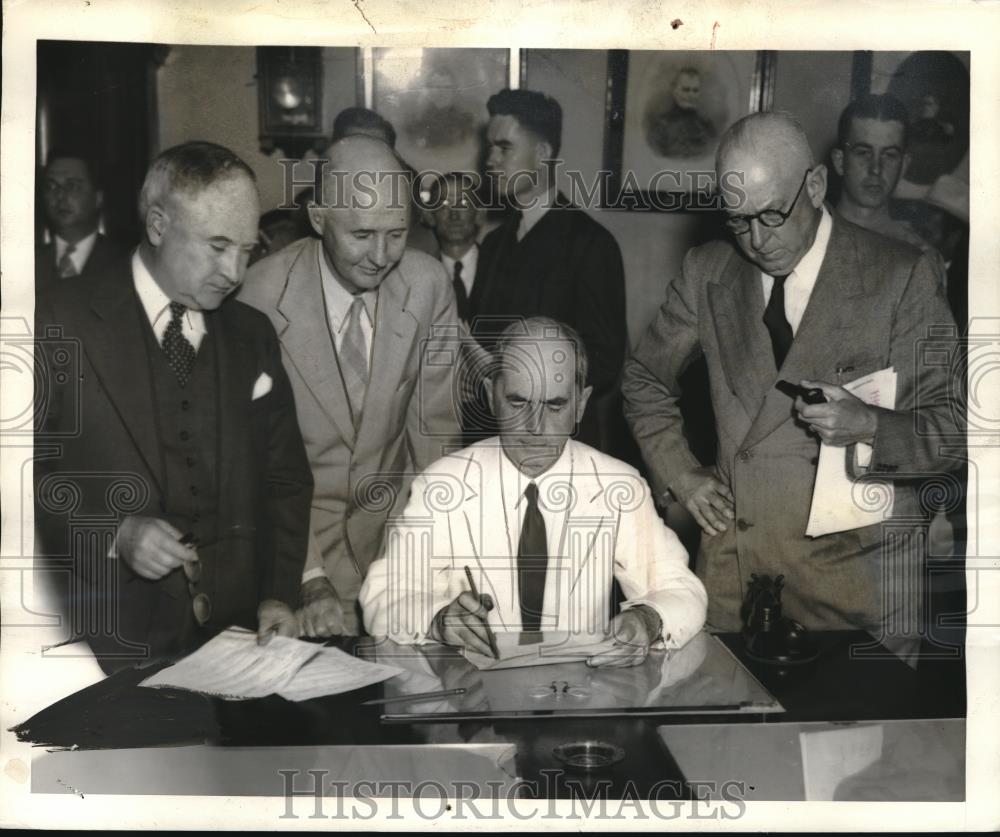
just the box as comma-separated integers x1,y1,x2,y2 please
139,627,403,701
805,367,898,537
463,630,618,671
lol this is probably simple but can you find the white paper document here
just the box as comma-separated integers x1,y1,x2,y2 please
799,724,885,800
463,630,618,671
140,627,403,701
805,367,897,537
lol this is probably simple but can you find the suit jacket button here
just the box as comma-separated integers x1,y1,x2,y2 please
810,456,819,466
736,518,753,532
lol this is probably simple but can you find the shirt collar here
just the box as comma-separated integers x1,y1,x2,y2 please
783,206,833,285
317,246,377,333
55,230,98,266
498,437,575,507
440,243,478,274
131,250,206,341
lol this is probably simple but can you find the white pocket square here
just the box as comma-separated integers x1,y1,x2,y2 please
252,372,273,400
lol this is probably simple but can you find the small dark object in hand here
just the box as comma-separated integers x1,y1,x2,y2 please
741,573,819,665
775,380,827,404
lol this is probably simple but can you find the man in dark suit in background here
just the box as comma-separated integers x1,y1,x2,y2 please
36,149,129,293
473,88,627,451
35,142,313,673
623,112,962,663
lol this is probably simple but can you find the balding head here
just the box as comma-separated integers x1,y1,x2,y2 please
308,134,411,294
715,112,827,276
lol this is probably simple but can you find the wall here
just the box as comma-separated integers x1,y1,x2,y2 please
154,47,857,343
157,45,356,211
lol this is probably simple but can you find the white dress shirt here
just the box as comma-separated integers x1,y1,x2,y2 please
360,439,708,648
55,231,98,275
132,251,206,351
759,206,833,335
317,246,377,361
440,244,478,297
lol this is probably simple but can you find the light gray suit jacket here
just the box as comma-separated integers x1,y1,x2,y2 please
239,238,463,631
623,215,963,639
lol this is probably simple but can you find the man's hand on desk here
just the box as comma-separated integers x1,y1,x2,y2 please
297,576,346,638
429,591,496,658
796,379,878,446
257,599,298,644
671,466,734,537
116,515,196,580
587,606,662,668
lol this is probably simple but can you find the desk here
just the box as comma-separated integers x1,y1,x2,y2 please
23,631,965,802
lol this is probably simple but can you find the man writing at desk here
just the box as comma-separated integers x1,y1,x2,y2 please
360,317,707,667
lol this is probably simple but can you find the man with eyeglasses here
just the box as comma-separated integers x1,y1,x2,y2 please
36,149,129,294
623,112,961,663
35,142,313,673
831,94,930,251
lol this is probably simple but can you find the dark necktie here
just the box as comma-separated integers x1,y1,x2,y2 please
162,302,196,386
517,482,548,632
452,260,470,321
762,273,794,369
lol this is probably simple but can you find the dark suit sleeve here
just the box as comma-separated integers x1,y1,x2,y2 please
855,250,965,478
622,248,706,501
573,222,627,395
258,321,314,607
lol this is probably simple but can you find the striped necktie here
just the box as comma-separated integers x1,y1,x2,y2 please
58,243,78,278
340,296,369,427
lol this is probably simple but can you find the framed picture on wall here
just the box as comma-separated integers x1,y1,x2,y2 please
371,47,511,176
603,50,774,210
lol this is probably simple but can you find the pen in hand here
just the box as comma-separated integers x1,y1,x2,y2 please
464,565,500,660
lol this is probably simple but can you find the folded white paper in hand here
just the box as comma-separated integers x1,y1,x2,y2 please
805,367,897,537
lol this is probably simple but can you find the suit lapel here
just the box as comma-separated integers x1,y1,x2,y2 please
85,267,165,494
274,240,357,447
708,251,775,421
356,265,417,450
211,306,251,519
742,217,866,449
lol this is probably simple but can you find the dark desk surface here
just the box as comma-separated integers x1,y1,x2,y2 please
19,631,966,800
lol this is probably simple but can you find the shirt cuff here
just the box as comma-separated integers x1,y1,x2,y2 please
301,567,327,585
854,442,874,470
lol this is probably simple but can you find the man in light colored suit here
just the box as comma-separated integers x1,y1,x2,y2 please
240,136,463,636
622,112,962,660
360,317,707,666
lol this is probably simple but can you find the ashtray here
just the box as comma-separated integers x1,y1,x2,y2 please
552,740,625,772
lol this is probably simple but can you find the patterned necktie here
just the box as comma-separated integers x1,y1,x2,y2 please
57,243,78,278
452,260,470,321
762,273,794,369
517,482,548,632
162,302,196,387
340,296,369,427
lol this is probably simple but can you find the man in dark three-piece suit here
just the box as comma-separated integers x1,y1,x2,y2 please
35,142,313,673
36,149,130,294
623,113,963,662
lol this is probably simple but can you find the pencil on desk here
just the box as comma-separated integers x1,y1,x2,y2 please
361,688,466,707
464,565,500,660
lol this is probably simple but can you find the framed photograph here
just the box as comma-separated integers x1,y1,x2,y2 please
603,50,773,209
371,47,511,175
